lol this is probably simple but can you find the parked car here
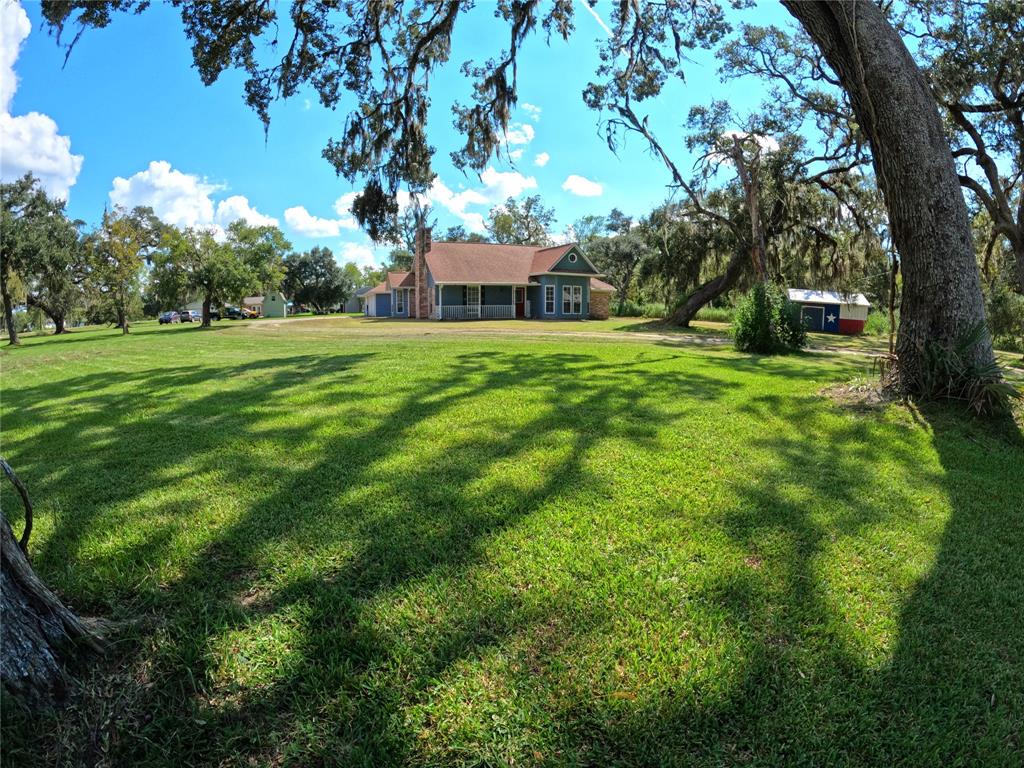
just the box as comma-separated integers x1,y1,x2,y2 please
158,311,180,324
178,310,202,322
223,306,244,320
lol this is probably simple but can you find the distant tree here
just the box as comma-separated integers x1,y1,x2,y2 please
486,196,556,246
386,248,413,272
604,209,633,236
225,221,290,295
1,174,82,343
151,228,242,326
566,215,606,247
282,247,353,313
86,206,163,335
588,233,655,315
442,225,490,243
360,264,386,286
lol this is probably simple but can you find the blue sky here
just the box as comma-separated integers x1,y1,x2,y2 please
1,0,790,268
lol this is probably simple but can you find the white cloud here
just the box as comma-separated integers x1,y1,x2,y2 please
508,148,524,161
216,195,278,227
504,122,535,145
0,0,30,112
561,174,603,197
480,167,537,200
338,241,382,269
302,98,312,111
0,1,83,200
521,102,542,122
284,205,358,237
110,161,220,228
534,152,550,167
109,160,276,236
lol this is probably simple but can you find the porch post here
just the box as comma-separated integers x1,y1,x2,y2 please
437,284,443,320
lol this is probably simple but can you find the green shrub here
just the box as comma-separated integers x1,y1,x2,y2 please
641,302,666,319
613,299,642,317
910,321,1022,415
694,306,734,323
733,283,807,354
864,310,894,336
986,284,1024,353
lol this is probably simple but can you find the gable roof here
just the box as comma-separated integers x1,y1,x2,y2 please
787,288,870,307
387,271,415,288
368,280,389,295
425,241,599,284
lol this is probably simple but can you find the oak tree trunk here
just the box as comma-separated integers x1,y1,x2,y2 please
785,2,994,383
670,246,747,326
783,0,995,390
1,261,19,346
1,513,101,710
202,296,212,328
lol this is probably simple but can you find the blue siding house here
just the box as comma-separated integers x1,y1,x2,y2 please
364,232,614,320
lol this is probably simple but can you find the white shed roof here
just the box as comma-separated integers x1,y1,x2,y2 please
787,288,870,307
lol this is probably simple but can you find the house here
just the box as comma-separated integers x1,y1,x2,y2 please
787,289,869,334
363,229,613,320
242,293,289,318
344,287,372,313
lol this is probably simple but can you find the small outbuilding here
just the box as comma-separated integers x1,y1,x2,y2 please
262,292,288,318
787,289,870,335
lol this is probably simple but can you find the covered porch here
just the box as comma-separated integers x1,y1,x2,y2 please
435,283,531,320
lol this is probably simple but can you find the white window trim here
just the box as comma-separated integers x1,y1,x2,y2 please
561,284,583,315
544,284,555,315
395,288,405,314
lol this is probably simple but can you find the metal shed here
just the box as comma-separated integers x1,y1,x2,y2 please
787,289,870,335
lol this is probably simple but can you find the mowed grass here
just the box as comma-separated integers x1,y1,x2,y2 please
1,320,1022,767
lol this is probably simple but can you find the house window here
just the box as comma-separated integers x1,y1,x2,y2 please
395,289,405,313
563,285,582,314
544,285,555,314
568,252,578,263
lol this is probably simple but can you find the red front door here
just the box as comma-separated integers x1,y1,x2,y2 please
515,287,526,318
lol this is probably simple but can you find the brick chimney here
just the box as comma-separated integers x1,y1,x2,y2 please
414,225,432,319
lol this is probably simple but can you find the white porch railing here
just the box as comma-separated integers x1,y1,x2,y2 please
437,304,515,320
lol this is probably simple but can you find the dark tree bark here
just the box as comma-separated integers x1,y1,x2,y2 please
26,294,67,335
202,296,212,328
116,305,129,335
670,247,747,326
783,0,995,388
1,460,102,710
1,260,20,346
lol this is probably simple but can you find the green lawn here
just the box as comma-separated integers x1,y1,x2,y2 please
1,320,1022,767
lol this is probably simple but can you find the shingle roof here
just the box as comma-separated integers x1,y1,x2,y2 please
590,278,616,293
388,271,415,288
368,281,389,295
424,241,592,284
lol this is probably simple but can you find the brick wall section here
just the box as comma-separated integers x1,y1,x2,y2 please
414,227,432,318
590,291,610,320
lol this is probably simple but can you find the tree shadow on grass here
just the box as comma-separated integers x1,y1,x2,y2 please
536,394,1023,766
2,343,741,765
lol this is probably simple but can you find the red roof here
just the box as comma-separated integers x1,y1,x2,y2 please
368,280,389,295
387,271,415,288
424,241,594,284
590,278,616,293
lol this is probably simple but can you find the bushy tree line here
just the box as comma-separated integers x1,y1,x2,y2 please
1,174,381,343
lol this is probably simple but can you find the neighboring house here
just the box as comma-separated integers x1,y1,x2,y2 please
184,299,204,313
241,293,289,318
363,230,611,320
242,296,264,315
787,289,869,334
344,287,372,313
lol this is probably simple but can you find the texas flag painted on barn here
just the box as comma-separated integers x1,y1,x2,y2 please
787,289,871,335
